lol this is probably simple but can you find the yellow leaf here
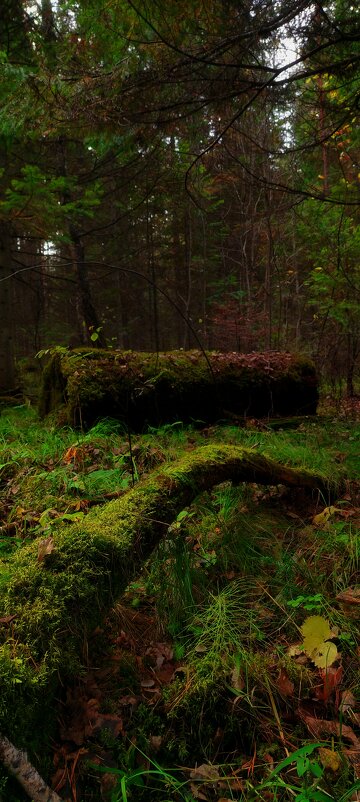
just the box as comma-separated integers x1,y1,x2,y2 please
301,616,331,652
318,748,341,773
312,506,339,527
312,642,338,669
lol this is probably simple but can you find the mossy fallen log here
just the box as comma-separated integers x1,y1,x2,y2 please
0,444,338,759
38,348,318,429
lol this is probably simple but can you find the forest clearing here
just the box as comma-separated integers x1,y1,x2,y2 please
1,0,360,800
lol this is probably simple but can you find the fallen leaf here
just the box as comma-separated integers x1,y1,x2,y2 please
0,614,16,625
315,665,343,701
336,588,360,606
339,690,356,713
218,778,244,791
301,616,331,651
276,668,294,697
94,713,124,738
37,536,55,563
301,616,338,668
312,506,340,527
230,666,244,693
100,772,118,802
312,642,338,670
190,784,209,800
299,709,360,748
318,747,342,773
190,764,220,782
150,735,162,751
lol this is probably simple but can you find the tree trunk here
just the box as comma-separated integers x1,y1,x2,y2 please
0,734,61,802
69,226,107,348
38,349,320,428
0,222,16,393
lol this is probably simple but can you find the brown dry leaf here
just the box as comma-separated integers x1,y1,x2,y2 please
100,772,118,802
37,536,55,563
276,668,294,697
218,778,244,791
190,764,220,782
299,709,360,747
63,445,85,465
94,712,124,739
60,692,123,745
230,665,244,693
336,588,360,605
339,690,356,713
149,735,162,752
0,614,16,625
189,784,209,800
318,747,342,773
314,665,343,702
344,749,360,781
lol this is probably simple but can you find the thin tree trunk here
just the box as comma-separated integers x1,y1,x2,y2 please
69,226,107,348
0,222,16,392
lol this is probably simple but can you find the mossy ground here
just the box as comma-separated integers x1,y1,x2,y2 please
0,404,359,801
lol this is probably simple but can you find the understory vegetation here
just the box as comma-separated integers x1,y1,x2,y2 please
0,402,359,802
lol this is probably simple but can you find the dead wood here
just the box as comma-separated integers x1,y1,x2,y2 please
38,348,319,429
0,733,62,802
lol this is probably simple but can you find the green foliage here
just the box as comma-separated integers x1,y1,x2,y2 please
93,747,196,802
0,164,102,231
248,744,360,802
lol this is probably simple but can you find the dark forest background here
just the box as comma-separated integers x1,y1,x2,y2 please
1,0,359,394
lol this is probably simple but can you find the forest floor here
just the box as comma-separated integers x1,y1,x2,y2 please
0,399,359,802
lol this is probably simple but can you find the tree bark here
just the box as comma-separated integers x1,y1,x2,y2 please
69,226,107,348
0,222,16,393
0,734,62,802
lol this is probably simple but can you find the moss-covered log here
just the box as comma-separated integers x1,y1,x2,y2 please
39,348,318,429
0,444,338,756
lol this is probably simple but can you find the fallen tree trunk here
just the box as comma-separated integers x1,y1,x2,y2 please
0,444,339,788
0,734,62,802
38,348,319,429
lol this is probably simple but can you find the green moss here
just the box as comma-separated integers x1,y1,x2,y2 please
0,443,335,751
